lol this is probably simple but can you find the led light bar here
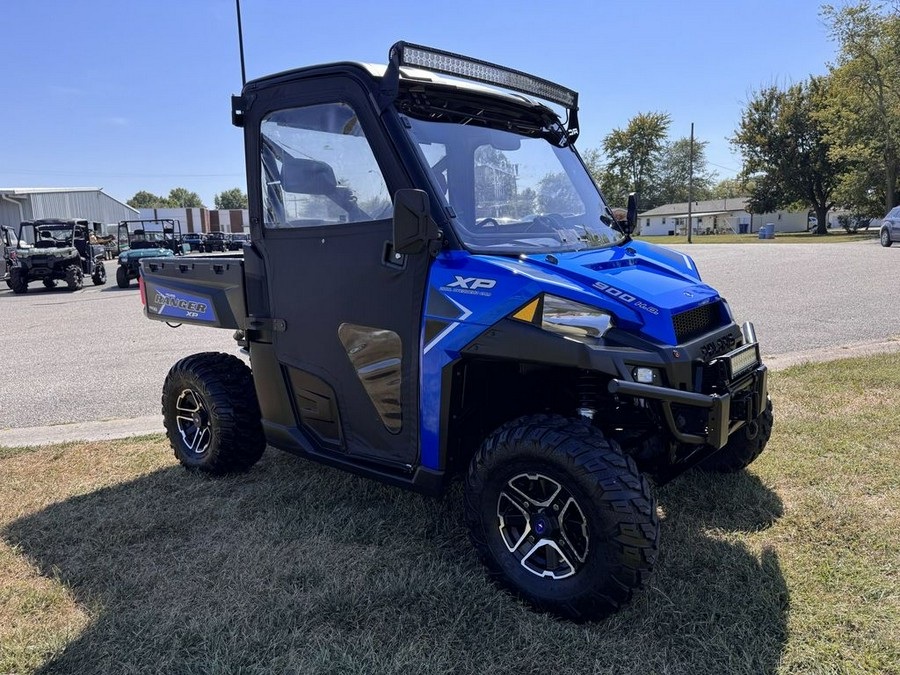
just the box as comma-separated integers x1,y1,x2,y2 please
721,343,760,380
392,41,577,110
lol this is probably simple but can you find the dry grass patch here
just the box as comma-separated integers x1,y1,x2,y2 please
1,355,899,674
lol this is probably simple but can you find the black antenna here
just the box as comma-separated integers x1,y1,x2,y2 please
235,0,247,87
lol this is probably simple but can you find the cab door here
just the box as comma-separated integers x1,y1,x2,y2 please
244,75,430,467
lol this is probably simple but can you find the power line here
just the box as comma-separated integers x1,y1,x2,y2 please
0,169,243,178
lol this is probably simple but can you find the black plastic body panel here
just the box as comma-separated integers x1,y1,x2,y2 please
141,256,246,329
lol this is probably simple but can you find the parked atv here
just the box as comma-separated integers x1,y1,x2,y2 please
9,219,107,293
181,232,205,252
141,42,773,621
116,219,184,288
203,231,227,252
226,232,250,250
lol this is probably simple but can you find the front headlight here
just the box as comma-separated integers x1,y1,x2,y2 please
513,294,614,343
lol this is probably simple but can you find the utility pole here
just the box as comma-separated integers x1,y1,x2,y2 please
687,122,694,244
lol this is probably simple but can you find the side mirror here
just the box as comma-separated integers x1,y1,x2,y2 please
393,189,440,255
616,192,638,235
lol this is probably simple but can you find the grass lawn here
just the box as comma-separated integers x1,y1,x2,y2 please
1,356,898,674
638,230,880,245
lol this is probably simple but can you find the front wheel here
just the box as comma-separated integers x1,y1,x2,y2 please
700,397,774,472
92,263,107,285
42,279,57,289
162,352,266,474
9,268,27,294
116,265,130,288
65,264,83,291
464,415,659,621
881,229,892,247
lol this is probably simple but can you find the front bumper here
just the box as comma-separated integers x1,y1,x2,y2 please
608,329,768,450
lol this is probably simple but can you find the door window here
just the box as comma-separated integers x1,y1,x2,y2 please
260,103,393,228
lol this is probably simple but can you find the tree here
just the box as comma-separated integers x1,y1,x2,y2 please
654,137,716,205
167,187,205,208
214,187,248,210
710,176,756,199
733,78,844,235
601,112,671,209
127,190,169,209
536,172,581,213
822,2,900,216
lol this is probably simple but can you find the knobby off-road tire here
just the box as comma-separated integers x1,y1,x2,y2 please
65,264,83,291
42,278,57,289
116,265,130,288
9,268,28,294
700,397,774,473
465,414,659,621
92,263,107,285
881,229,892,247
162,352,266,474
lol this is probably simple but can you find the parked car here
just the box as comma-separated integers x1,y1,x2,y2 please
879,206,900,247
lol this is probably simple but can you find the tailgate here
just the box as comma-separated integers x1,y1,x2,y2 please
141,256,246,329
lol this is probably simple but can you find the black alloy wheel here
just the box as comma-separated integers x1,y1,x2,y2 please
465,414,659,621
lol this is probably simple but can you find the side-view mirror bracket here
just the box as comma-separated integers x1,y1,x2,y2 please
393,188,441,256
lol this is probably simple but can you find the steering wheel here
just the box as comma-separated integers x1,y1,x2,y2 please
475,217,501,230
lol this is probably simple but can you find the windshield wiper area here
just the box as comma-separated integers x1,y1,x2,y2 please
397,87,567,145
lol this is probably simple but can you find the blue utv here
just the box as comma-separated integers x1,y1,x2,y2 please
116,219,184,288
139,43,773,621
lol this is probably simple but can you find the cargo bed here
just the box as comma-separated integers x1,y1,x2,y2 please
140,255,246,329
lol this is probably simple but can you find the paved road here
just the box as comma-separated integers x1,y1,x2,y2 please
1,240,898,431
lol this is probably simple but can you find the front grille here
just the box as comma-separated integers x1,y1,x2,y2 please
673,301,724,342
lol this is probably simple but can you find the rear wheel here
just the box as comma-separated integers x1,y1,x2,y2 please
9,268,27,294
881,229,892,247
700,397,774,472
162,352,266,474
116,265,130,288
42,279,57,289
65,265,83,291
92,263,107,285
465,415,658,621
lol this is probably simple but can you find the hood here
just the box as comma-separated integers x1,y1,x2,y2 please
120,248,174,261
17,246,75,259
480,240,730,345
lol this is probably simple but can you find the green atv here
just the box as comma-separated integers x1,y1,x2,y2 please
8,219,107,293
116,219,184,288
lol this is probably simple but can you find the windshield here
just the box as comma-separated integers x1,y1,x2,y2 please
403,116,625,254
35,225,75,244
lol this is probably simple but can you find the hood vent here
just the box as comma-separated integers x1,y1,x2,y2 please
673,301,725,343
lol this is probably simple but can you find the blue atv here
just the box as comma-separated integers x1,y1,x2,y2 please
116,219,184,288
140,43,772,621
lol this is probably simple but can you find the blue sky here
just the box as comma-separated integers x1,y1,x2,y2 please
0,0,837,207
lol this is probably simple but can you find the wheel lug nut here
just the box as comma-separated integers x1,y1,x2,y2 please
552,504,560,511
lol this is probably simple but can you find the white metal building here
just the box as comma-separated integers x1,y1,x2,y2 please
0,187,138,230
638,197,811,236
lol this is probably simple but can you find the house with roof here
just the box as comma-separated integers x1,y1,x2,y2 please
637,197,811,236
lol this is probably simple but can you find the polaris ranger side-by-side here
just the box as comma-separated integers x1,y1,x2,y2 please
9,219,107,292
140,43,772,620
116,219,184,288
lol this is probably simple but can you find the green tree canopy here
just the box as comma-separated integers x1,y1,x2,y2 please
167,187,205,208
214,188,249,210
822,1,900,216
601,112,671,209
654,137,716,205
127,191,169,209
733,78,844,235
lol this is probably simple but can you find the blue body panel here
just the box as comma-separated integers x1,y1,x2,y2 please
418,240,728,469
